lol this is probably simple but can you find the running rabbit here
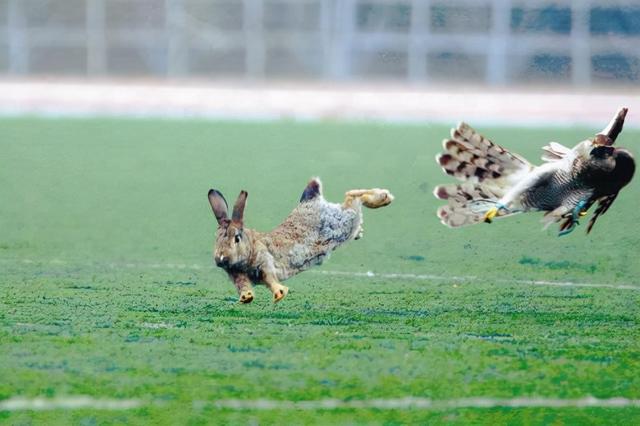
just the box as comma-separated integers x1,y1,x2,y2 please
207,178,393,303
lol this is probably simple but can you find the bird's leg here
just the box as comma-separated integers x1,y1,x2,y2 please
484,202,509,223
572,199,588,220
557,199,588,237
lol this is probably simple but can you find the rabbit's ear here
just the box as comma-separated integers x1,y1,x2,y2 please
208,189,229,226
232,190,248,224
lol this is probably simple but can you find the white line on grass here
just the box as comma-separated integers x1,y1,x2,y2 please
4,396,638,412
4,257,639,291
312,270,640,291
140,321,175,329
209,396,640,410
0,396,142,411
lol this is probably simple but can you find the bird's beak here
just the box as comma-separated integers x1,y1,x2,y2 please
594,107,628,146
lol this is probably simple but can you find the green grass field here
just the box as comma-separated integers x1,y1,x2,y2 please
1,117,639,424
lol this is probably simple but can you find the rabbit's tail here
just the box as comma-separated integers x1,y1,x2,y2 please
300,177,323,203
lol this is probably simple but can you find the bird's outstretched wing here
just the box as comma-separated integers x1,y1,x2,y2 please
586,194,619,234
437,122,531,183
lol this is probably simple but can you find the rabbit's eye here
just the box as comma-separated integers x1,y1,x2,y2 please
234,234,241,244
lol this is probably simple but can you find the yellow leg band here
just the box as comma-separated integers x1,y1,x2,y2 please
484,207,499,223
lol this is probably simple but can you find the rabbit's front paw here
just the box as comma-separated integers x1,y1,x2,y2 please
271,284,289,303
239,290,254,304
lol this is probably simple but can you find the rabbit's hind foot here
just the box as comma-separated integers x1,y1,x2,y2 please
345,189,394,209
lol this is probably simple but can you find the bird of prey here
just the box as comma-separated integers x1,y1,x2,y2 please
433,108,635,236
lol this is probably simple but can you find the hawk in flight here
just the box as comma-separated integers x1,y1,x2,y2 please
434,108,635,236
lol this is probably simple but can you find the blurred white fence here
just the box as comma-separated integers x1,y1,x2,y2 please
1,0,639,86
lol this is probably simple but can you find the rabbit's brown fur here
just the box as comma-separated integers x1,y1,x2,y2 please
208,178,393,303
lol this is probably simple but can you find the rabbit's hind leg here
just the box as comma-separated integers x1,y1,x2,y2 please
264,272,289,303
345,188,394,209
343,189,393,240
342,193,364,240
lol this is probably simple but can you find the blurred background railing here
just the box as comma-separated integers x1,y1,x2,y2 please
1,0,639,87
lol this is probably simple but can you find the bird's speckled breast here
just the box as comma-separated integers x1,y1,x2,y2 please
522,167,583,211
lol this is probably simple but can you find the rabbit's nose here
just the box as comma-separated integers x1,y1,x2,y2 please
216,255,229,267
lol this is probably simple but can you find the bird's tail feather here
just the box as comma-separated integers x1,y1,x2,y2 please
433,183,518,227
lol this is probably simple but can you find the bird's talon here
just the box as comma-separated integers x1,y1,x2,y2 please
558,217,581,237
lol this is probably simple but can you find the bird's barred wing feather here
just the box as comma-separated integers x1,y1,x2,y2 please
437,122,532,184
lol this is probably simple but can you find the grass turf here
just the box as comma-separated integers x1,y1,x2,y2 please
1,117,639,424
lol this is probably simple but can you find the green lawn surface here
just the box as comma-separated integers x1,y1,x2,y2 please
1,118,639,424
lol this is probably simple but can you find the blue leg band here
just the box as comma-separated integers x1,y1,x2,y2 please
558,199,588,237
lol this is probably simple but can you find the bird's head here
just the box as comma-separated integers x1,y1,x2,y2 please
587,142,635,196
580,108,635,194
607,148,635,192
